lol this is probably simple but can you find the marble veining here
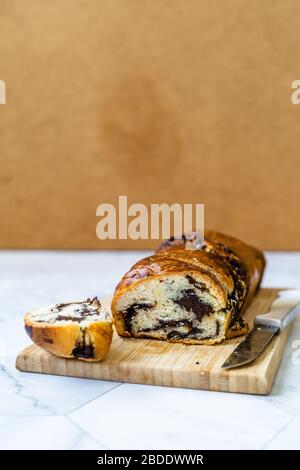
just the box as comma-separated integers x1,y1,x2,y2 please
0,250,299,449
0,362,56,415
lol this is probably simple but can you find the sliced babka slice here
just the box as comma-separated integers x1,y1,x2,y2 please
24,297,113,361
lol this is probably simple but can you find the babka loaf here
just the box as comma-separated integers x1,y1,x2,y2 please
24,297,113,361
111,230,265,345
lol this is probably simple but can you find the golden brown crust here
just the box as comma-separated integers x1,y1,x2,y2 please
156,229,265,317
115,248,234,295
203,230,265,311
24,304,113,362
112,230,265,344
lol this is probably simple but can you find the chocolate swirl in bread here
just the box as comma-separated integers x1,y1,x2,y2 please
24,297,113,361
111,230,265,344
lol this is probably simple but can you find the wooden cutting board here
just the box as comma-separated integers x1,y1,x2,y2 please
16,289,292,395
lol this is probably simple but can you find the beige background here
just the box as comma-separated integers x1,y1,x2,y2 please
0,0,300,250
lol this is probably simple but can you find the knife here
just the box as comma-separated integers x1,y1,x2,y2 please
222,289,300,370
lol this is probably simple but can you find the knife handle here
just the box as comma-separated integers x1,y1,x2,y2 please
255,289,300,330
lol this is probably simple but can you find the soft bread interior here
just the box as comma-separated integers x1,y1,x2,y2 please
115,273,229,342
28,297,109,327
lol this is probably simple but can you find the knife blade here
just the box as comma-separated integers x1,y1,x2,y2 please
222,325,278,369
222,289,300,370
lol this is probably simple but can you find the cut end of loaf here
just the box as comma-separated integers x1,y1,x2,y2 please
113,273,230,344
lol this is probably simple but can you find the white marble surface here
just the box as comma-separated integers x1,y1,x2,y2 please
0,250,300,450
